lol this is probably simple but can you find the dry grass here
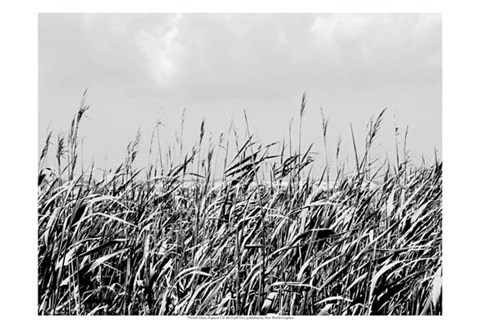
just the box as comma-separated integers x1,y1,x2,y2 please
38,94,442,315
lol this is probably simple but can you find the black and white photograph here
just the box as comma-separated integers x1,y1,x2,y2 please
36,13,443,316
6,0,480,324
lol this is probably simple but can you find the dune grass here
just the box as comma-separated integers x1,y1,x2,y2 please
38,93,442,315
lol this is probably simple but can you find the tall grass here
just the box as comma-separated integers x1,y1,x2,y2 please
38,94,442,315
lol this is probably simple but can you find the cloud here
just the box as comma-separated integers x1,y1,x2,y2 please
135,14,184,87
125,13,440,101
309,14,441,87
128,14,316,99
311,14,369,41
40,13,441,103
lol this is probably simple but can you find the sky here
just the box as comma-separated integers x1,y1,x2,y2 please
39,13,441,174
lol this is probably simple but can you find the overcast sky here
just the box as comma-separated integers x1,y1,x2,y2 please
39,13,441,172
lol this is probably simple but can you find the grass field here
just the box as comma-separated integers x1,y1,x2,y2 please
38,94,442,315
